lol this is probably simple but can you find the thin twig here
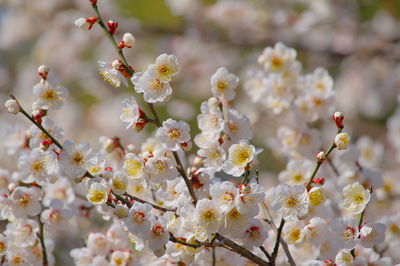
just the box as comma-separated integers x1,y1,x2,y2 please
37,215,48,266
215,234,269,266
123,192,173,213
12,95,96,179
270,218,285,265
305,128,342,189
260,245,271,260
326,157,340,177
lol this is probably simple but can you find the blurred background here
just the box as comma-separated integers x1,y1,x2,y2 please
1,0,400,264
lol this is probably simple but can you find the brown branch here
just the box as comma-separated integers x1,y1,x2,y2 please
270,219,285,265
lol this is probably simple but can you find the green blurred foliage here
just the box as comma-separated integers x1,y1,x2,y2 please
116,0,183,30
357,0,400,19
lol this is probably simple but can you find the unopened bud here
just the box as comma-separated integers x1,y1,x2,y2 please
114,204,129,218
38,65,49,80
316,151,326,162
333,111,344,129
312,177,325,186
208,97,220,109
324,259,335,266
5,99,20,115
112,59,123,70
8,182,16,193
74,17,97,31
89,0,97,4
193,155,203,167
120,33,135,48
107,20,118,35
103,137,117,153
102,167,113,180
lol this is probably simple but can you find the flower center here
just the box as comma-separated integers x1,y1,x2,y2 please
88,189,106,203
151,79,164,91
285,196,299,208
155,160,167,173
72,152,84,165
271,56,282,70
43,89,57,100
152,225,164,236
19,194,31,207
132,211,145,224
216,81,227,92
342,226,356,240
168,128,181,140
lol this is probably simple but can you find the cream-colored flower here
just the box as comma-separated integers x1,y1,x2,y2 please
223,140,256,177
335,133,350,150
148,53,179,82
86,182,109,205
341,182,370,214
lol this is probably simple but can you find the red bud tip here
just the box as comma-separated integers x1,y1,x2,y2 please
86,17,98,30
312,177,325,185
316,151,326,162
333,111,344,129
323,259,336,266
107,20,118,35
104,167,113,172
89,0,97,4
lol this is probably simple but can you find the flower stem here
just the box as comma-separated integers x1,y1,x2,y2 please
305,128,342,190
270,218,285,265
38,215,48,266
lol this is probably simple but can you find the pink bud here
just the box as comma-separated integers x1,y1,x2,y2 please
333,111,344,129
316,151,326,162
312,177,325,186
107,20,118,35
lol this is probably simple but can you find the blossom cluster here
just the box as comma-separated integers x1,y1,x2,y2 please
1,1,399,266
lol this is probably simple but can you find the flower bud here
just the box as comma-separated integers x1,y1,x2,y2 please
5,99,20,115
114,204,129,218
334,132,350,150
102,168,113,180
120,33,135,48
38,65,49,80
89,0,97,4
316,151,326,162
102,137,117,153
312,177,325,186
75,17,97,31
333,111,344,129
208,97,220,109
192,155,203,167
323,259,335,266
335,250,353,266
112,59,123,70
107,20,118,35
8,182,16,193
